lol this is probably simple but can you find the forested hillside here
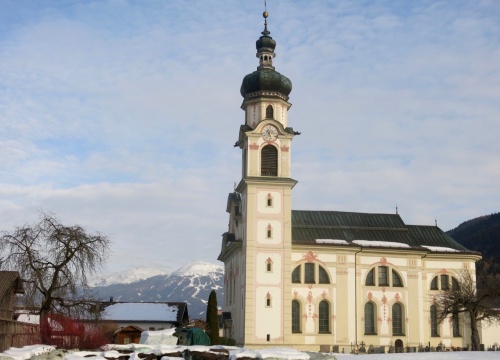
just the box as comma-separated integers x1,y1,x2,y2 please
447,212,500,276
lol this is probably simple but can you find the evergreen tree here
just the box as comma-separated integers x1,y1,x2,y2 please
206,290,220,345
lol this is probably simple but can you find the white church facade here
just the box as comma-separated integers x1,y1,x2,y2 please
218,12,481,353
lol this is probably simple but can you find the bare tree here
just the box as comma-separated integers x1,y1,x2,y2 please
435,269,500,350
0,212,111,342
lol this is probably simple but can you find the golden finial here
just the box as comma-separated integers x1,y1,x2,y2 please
262,0,270,35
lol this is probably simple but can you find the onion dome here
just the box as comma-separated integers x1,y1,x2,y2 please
240,11,292,100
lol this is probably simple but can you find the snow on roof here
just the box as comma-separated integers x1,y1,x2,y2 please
422,245,460,253
16,313,39,325
103,303,179,322
315,239,349,245
352,240,411,248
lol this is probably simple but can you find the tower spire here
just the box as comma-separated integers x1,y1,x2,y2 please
262,1,270,36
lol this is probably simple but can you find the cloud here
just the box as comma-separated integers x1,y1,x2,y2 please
0,0,499,273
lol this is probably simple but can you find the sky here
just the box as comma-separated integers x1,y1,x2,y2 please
0,0,499,275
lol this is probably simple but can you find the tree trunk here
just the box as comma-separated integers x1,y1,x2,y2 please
469,312,481,351
40,309,51,345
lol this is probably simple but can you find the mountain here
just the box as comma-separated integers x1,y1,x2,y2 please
90,261,224,318
89,267,170,287
447,212,500,276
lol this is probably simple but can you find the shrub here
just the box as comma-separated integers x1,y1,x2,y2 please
218,337,236,346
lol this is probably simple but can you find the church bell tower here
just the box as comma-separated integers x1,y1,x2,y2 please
219,10,299,347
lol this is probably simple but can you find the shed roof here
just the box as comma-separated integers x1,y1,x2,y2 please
291,210,469,252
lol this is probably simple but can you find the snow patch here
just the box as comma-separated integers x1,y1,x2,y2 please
422,245,460,252
315,239,349,245
352,240,410,248
173,261,224,277
90,267,170,287
140,328,177,345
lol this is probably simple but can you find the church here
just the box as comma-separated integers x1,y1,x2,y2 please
217,11,481,353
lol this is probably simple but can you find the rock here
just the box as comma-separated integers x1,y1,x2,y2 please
182,350,228,360
160,352,183,358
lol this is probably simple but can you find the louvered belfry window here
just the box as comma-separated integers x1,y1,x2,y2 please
266,105,274,119
261,145,278,176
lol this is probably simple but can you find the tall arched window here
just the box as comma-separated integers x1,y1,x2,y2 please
364,302,376,334
430,305,439,336
452,306,460,337
318,301,330,333
392,303,404,335
292,300,301,333
266,105,274,119
261,145,278,176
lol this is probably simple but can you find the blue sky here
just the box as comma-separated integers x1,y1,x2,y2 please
1,0,499,274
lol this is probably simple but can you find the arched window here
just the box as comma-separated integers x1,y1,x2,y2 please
365,266,403,287
452,277,460,290
392,303,404,335
392,270,403,287
430,305,439,336
366,268,375,285
378,266,389,286
305,263,315,284
318,266,330,284
441,275,449,290
364,302,376,334
292,265,301,283
318,301,330,333
430,276,439,290
292,300,301,333
266,105,274,119
261,145,278,176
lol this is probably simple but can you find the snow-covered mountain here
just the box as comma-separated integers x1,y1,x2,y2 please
89,261,224,318
89,267,171,287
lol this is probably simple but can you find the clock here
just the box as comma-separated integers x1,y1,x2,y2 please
262,125,278,141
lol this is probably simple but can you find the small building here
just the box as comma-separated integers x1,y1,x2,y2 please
101,302,189,331
0,271,24,320
0,271,39,352
114,325,144,345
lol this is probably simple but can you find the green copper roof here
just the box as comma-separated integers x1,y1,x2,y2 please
291,210,469,252
240,68,292,98
240,11,292,99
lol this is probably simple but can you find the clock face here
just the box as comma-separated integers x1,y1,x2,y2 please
262,125,278,141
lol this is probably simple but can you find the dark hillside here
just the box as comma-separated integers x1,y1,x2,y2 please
447,212,500,276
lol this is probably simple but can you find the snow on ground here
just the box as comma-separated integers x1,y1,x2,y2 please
334,352,499,360
139,328,178,345
0,345,55,360
1,345,500,360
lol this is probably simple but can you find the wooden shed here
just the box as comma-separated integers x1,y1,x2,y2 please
114,325,144,344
